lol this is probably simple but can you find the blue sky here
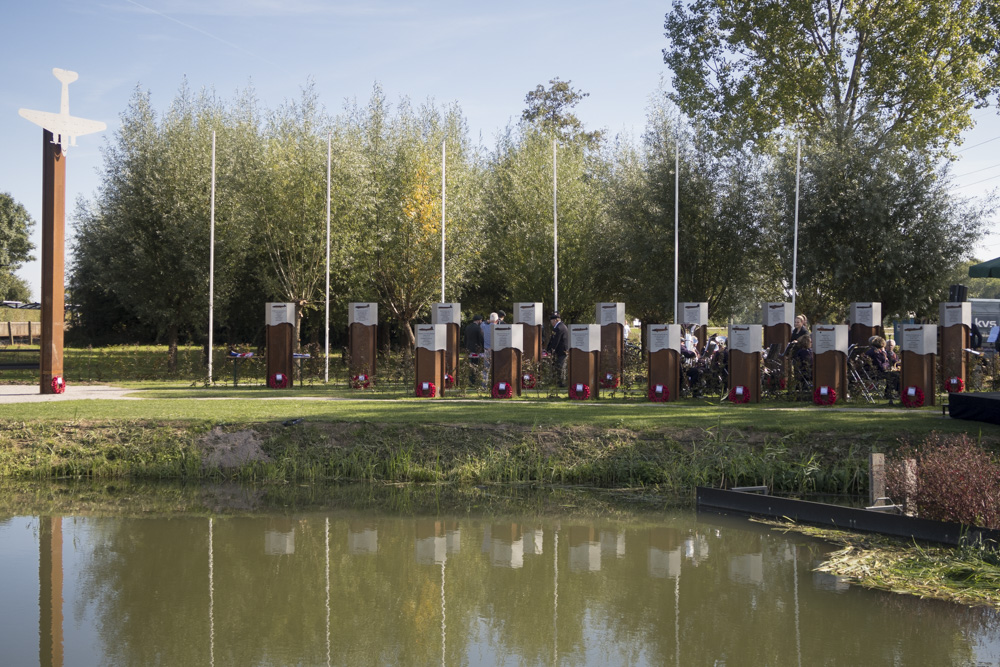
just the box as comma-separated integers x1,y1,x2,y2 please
3,0,999,301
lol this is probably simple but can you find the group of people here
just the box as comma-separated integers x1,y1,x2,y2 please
463,310,570,387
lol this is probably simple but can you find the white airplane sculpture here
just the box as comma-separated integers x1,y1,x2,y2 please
19,68,106,152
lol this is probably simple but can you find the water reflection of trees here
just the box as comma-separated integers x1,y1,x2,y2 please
69,510,998,665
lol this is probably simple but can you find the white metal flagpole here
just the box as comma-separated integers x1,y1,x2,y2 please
674,128,679,325
325,133,331,383
792,137,801,316
208,130,216,385
553,139,558,312
441,139,446,302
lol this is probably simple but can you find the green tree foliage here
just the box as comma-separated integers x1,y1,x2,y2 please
349,87,483,348
521,77,601,145
0,192,35,301
775,133,990,321
663,0,1000,153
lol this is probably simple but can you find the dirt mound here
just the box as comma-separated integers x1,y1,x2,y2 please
200,427,271,469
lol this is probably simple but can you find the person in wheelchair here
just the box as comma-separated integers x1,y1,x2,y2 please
865,336,899,398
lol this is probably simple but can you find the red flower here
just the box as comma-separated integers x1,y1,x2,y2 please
268,373,289,389
946,376,964,393
901,386,925,408
728,386,751,403
648,383,669,402
521,373,536,389
813,386,836,406
351,374,371,389
416,381,437,398
569,383,591,400
492,381,513,399
600,373,620,389
51,376,66,394
444,373,455,389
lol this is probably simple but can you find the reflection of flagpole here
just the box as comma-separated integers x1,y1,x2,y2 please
326,517,331,667
325,134,331,384
553,524,559,665
441,140,446,303
208,517,214,667
553,139,558,312
440,558,446,667
675,567,680,667
794,546,802,667
791,138,801,315
208,131,216,385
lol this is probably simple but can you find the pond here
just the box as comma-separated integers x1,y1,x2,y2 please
1,483,997,666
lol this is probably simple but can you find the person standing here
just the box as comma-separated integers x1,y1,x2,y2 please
546,312,568,387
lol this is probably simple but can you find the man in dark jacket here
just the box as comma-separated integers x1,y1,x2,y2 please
546,312,568,386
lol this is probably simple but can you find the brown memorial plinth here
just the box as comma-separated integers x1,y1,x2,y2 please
432,302,461,383
597,302,625,387
940,302,971,392
728,325,762,403
568,324,601,399
849,302,883,348
679,302,709,354
514,302,543,365
491,324,523,398
40,130,66,394
265,302,295,388
900,324,937,406
647,324,681,402
813,325,849,404
348,302,378,380
415,324,447,397
763,302,792,352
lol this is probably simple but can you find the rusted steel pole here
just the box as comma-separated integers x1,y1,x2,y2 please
40,129,65,394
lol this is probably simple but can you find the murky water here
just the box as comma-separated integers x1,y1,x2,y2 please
1,485,998,666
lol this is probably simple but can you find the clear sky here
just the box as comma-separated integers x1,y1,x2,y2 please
3,0,999,301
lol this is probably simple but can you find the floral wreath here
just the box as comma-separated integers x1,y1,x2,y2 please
728,386,751,403
600,372,620,389
492,381,513,399
813,386,837,406
416,381,436,398
569,383,591,400
946,376,964,393
51,376,66,394
268,373,289,389
521,372,536,390
648,383,669,402
901,385,925,408
444,373,455,389
350,374,371,389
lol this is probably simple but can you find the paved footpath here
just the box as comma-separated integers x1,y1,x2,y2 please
0,384,140,404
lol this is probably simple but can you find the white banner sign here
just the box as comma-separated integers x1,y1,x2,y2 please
349,302,377,326
431,303,461,326
729,325,762,354
940,302,971,329
514,302,543,327
570,325,600,352
416,324,448,351
266,302,295,327
850,302,881,327
813,325,848,355
678,302,709,326
596,303,625,326
647,324,681,353
762,303,792,327
901,325,937,356
493,324,524,351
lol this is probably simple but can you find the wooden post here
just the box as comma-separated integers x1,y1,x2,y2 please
40,130,65,394
869,453,885,507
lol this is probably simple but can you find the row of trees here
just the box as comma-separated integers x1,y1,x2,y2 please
68,77,991,363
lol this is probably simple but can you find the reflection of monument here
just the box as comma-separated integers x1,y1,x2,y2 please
683,534,710,566
728,553,764,585
415,520,460,565
489,523,524,569
567,526,600,572
39,516,64,667
348,521,378,555
600,530,625,559
648,526,681,579
264,529,295,555
524,528,544,556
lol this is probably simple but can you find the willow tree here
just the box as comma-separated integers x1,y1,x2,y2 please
349,86,482,348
